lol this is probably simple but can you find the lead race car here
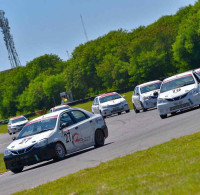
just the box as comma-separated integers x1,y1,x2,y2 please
157,71,200,119
92,92,130,117
4,108,108,173
132,80,162,113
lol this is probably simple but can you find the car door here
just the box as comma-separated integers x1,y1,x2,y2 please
58,112,82,153
70,110,94,148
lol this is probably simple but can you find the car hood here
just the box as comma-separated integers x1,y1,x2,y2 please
159,84,196,99
100,98,125,107
7,130,53,150
141,89,160,98
11,120,28,127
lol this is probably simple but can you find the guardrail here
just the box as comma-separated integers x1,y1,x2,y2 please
0,86,135,125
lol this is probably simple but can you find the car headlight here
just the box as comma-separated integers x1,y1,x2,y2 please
4,148,11,156
34,139,48,148
121,101,128,106
189,88,199,95
157,98,167,104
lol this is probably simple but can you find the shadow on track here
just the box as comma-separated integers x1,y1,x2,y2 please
19,142,114,174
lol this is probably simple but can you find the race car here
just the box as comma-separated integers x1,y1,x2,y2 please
8,116,28,135
132,80,162,113
157,71,200,119
4,108,108,173
92,92,130,117
49,104,70,112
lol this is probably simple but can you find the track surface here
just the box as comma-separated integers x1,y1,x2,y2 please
0,108,200,194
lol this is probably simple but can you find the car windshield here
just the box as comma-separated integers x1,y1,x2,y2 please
17,117,57,139
99,94,121,103
160,75,195,93
54,106,70,112
11,117,27,124
140,82,161,94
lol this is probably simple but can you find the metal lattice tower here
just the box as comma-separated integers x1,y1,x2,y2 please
0,10,20,68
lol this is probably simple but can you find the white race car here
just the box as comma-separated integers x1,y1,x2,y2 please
50,104,70,112
4,108,108,173
132,80,162,113
8,116,28,135
157,71,200,119
92,92,130,117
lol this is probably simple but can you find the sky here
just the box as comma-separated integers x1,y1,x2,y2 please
0,0,197,71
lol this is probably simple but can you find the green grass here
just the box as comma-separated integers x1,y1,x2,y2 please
0,154,7,174
14,131,200,195
0,124,8,134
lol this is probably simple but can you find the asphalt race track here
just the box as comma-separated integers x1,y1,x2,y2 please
0,107,200,194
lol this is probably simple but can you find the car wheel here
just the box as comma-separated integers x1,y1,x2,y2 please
10,166,24,174
160,114,167,119
95,129,105,148
126,109,130,113
54,142,66,160
141,102,147,112
133,104,139,113
118,112,121,115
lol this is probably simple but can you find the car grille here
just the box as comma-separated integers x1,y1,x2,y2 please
149,96,157,99
10,145,35,155
170,102,190,111
166,93,188,102
108,103,121,108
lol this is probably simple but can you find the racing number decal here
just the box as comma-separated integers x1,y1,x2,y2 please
64,130,71,143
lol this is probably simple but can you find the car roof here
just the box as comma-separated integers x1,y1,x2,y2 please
98,92,118,99
52,104,70,110
138,80,162,88
195,68,200,73
10,116,25,120
30,108,93,123
162,71,193,83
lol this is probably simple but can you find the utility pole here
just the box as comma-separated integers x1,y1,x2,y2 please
80,14,88,42
0,10,21,68
66,50,70,60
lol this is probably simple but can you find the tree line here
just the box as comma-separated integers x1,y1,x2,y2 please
0,0,200,119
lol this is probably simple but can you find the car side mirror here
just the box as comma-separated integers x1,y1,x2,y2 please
122,95,125,98
60,122,69,130
136,93,139,96
12,137,16,141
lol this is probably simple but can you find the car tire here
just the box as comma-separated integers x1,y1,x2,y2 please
141,102,147,112
126,109,130,113
118,112,121,115
95,129,105,148
160,114,167,119
53,142,66,160
133,104,139,113
10,166,24,174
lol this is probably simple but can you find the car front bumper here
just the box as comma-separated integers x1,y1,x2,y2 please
143,99,157,109
4,143,56,170
157,93,200,115
101,104,129,117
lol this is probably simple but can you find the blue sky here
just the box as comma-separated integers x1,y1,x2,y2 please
0,0,197,71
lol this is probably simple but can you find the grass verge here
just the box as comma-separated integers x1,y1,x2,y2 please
14,131,200,194
0,124,8,134
0,153,7,174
